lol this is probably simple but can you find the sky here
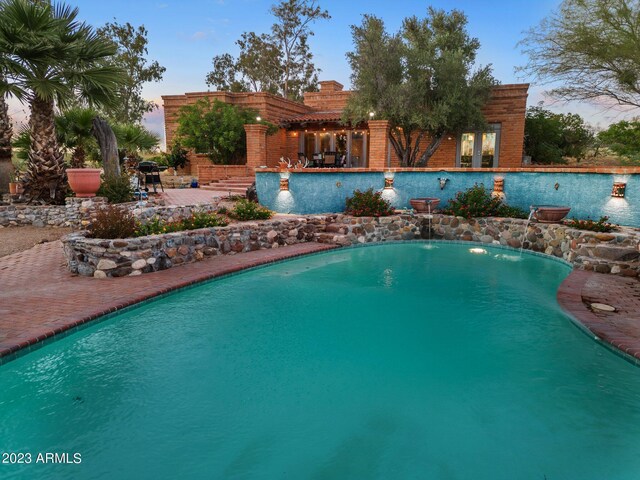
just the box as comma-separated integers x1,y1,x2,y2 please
7,0,638,148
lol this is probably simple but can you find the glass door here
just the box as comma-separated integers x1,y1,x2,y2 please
460,133,475,167
457,125,500,168
481,132,496,168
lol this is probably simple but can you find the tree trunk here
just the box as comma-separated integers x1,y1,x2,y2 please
0,92,13,194
92,116,120,178
415,134,445,167
70,145,86,169
23,96,67,204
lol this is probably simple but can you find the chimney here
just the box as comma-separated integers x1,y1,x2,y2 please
318,80,344,92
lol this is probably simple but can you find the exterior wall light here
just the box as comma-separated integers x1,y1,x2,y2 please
280,171,290,191
256,116,261,122
492,177,505,198
384,171,395,189
612,182,626,198
369,112,375,118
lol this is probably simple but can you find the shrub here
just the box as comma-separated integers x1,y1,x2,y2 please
165,141,189,170
229,198,273,221
345,188,394,217
135,211,229,236
443,184,527,219
495,204,529,219
566,216,618,233
88,205,137,239
97,173,134,204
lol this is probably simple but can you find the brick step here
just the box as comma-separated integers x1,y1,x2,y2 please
211,182,254,189
209,176,255,184
200,185,250,194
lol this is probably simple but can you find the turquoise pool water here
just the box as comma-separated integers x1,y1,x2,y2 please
1,243,640,479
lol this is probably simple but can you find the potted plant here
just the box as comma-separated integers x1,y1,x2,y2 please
8,171,23,195
56,108,103,197
66,167,102,197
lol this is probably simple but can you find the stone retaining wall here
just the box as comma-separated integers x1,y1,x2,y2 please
62,213,640,278
0,196,218,228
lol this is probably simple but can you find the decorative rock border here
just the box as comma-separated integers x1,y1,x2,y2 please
62,213,640,278
0,196,219,228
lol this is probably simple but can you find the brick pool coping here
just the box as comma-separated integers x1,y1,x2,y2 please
0,241,336,363
557,270,640,364
1,239,639,365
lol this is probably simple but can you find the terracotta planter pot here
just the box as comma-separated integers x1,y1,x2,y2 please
410,197,440,213
533,205,571,223
8,182,23,195
67,168,102,198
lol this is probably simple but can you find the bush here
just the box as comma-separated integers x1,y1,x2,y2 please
495,204,529,219
229,198,273,221
135,211,229,236
443,184,527,219
165,141,189,170
88,205,137,239
566,216,618,233
345,188,395,217
97,173,134,204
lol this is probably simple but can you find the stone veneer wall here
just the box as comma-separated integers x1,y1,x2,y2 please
0,197,219,228
63,214,640,278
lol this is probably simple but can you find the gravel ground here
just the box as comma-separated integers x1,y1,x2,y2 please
0,226,75,258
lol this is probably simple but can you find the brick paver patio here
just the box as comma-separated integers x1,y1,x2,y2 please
558,270,640,363
158,188,230,205
0,241,335,361
1,238,639,364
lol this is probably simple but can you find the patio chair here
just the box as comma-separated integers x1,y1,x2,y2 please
312,153,324,167
323,152,337,167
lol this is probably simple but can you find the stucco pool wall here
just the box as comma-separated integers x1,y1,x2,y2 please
256,170,639,226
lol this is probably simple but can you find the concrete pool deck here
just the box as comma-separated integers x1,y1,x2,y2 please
0,239,639,364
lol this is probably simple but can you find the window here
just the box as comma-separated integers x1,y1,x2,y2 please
456,125,501,168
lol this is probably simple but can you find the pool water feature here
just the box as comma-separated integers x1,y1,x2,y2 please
1,243,640,479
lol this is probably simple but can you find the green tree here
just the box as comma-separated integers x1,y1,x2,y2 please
176,99,271,165
344,9,495,166
598,120,640,162
524,106,593,164
112,123,159,161
98,21,166,124
270,0,330,100
206,0,329,101
0,92,10,163
0,0,123,203
0,89,12,193
519,0,640,108
55,108,99,168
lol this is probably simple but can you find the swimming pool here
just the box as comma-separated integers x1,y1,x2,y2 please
1,243,640,479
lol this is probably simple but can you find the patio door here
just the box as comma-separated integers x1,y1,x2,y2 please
456,124,501,168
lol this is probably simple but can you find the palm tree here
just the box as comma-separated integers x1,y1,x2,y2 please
0,90,12,193
112,123,159,161
55,108,99,168
0,0,123,203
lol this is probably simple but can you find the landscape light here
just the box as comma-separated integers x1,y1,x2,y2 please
612,182,626,198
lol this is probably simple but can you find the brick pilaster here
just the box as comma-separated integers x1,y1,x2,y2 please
368,120,390,169
244,124,269,169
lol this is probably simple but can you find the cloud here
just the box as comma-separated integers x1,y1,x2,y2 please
156,3,168,8
190,31,209,41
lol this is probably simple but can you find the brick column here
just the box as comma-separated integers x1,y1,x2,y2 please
368,120,390,169
244,124,269,169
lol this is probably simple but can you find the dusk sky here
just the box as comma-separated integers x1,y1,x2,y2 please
7,0,637,147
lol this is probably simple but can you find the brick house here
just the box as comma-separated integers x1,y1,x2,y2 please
162,80,528,178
